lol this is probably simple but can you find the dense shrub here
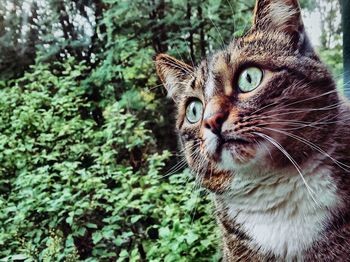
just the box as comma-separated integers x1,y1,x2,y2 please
0,0,344,261
318,46,344,89
0,58,220,261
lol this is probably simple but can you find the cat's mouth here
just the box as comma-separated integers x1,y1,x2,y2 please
205,133,258,168
222,137,251,146
201,129,260,169
219,133,253,149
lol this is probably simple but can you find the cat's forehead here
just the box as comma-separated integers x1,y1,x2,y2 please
192,30,296,98
225,31,294,66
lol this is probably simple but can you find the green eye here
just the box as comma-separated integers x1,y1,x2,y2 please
238,67,263,92
186,100,203,124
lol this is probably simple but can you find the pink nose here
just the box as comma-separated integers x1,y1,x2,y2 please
204,112,227,135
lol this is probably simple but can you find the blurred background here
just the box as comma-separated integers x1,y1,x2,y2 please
0,0,345,261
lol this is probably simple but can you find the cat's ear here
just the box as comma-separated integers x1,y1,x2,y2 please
253,0,303,33
155,54,193,102
253,0,313,55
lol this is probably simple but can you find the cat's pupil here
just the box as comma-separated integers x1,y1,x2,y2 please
246,73,252,84
192,106,197,116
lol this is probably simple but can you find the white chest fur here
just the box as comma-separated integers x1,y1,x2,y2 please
223,165,339,260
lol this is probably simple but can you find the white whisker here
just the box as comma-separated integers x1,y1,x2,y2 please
253,132,320,207
262,127,350,172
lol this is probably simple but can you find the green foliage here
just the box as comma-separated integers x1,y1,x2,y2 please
0,0,344,260
318,45,344,90
0,56,219,260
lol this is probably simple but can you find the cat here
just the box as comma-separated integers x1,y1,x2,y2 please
155,0,350,261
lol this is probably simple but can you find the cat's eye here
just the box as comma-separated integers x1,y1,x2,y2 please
238,67,263,93
186,100,203,124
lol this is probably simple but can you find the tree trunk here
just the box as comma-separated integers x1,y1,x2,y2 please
340,0,350,97
198,5,206,58
149,0,167,53
187,2,195,64
157,0,168,53
86,0,106,68
56,0,83,60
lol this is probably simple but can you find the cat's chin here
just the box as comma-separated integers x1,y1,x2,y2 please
217,148,255,171
199,142,271,193
201,128,267,173
209,141,262,172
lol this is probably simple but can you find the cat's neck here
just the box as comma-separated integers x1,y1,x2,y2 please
215,158,341,260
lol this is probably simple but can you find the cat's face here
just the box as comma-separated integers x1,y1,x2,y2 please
156,0,339,193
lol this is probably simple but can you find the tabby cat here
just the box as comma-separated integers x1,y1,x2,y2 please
155,0,350,261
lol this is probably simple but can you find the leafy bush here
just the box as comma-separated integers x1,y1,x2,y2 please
0,0,344,261
0,58,219,261
318,46,344,90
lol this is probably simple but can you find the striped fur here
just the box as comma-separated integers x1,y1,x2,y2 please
156,0,350,260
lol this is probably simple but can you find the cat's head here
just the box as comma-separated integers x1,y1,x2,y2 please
155,0,338,193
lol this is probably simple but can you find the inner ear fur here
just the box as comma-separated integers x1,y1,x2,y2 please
253,0,303,34
155,54,193,102
252,0,315,56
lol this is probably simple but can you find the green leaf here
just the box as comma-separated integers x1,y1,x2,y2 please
159,227,170,238
11,254,27,261
130,215,142,224
86,223,98,229
185,231,199,245
92,232,103,244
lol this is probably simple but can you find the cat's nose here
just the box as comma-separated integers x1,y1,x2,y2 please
204,112,228,135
